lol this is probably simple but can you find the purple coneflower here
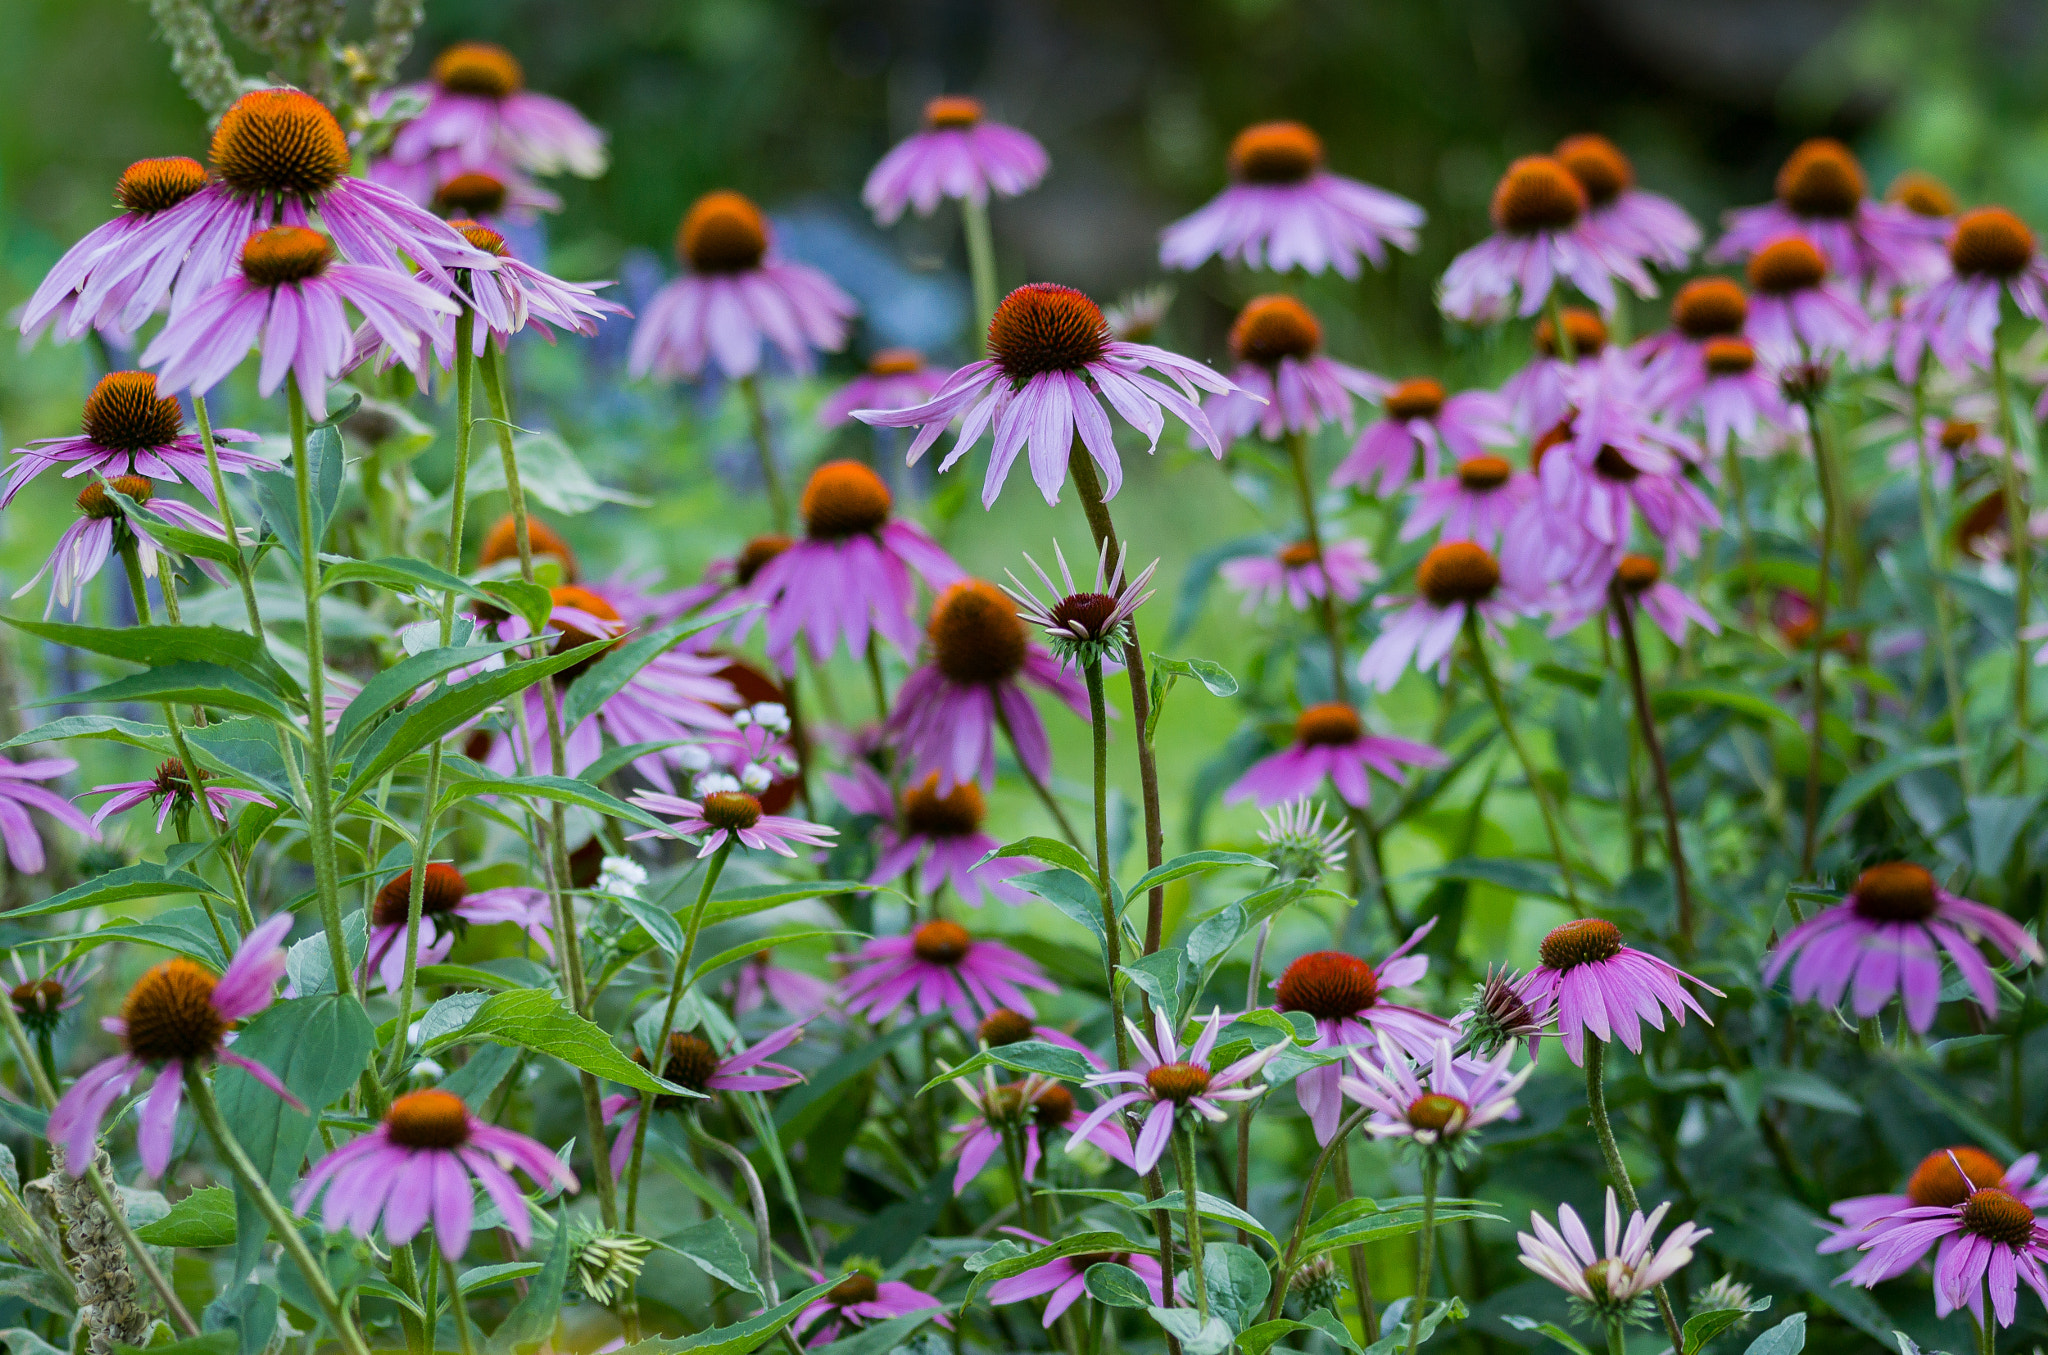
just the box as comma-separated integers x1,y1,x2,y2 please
734,460,962,666
987,1230,1167,1325
888,579,1087,791
827,765,1029,907
1762,862,2042,1032
8,955,98,1039
1225,703,1442,810
364,863,553,994
16,477,236,620
1265,928,1457,1144
85,756,268,835
1548,554,1718,645
863,96,1048,224
1341,1033,1531,1151
1652,337,1790,455
49,914,296,1176
1440,155,1653,322
627,190,855,381
1852,1155,2048,1328
1821,1147,2048,1286
839,919,1055,1032
378,43,607,179
0,757,96,873
1357,541,1523,691
143,225,456,420
371,157,561,225
1886,414,1997,492
1517,1189,1710,1323
1399,455,1535,549
1003,540,1156,671
794,1273,948,1347
1334,377,1515,498
1712,138,1946,291
1636,277,1749,390
1222,538,1378,614
977,1008,1100,1061
1742,236,1869,366
1556,134,1699,273
946,1070,1135,1194
1896,207,2048,380
411,219,625,359
853,282,1238,508
601,1025,807,1177
1071,1008,1285,1174
1500,307,1609,437
1205,295,1387,441
730,953,834,1021
19,157,216,344
3,371,270,509
295,1086,577,1260
1516,918,1720,1065
819,349,948,426
631,787,836,860
1159,121,1423,278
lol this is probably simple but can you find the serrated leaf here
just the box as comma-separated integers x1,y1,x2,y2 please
665,1217,759,1296
3,617,300,703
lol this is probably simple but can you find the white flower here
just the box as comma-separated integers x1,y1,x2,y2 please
596,856,648,899
1517,1189,1709,1318
1340,1033,1530,1148
739,763,774,793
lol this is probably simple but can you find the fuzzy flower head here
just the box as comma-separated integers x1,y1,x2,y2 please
863,95,1049,223
1206,294,1388,441
1226,701,1445,810
49,914,296,1177
1518,1189,1710,1327
1222,538,1378,613
946,1068,1135,1194
1853,1152,2048,1329
839,920,1056,1032
1821,1147,2048,1287
2,370,270,509
854,282,1240,508
1518,919,1721,1064
1159,120,1424,278
1072,1008,1286,1174
295,1086,577,1260
380,42,608,180
1555,133,1700,273
1440,155,1654,322
1335,377,1516,497
1341,1033,1531,1159
1712,137,1946,291
1763,862,2042,1031
1256,798,1351,882
1003,540,1157,670
364,863,552,994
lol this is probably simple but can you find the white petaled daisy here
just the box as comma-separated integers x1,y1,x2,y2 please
1517,1188,1709,1326
1002,540,1158,670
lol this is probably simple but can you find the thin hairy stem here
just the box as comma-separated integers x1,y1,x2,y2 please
1584,1039,1683,1351
1610,588,1694,952
1464,612,1581,908
960,197,999,341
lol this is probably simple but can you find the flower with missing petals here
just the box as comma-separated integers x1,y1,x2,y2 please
1341,1033,1531,1155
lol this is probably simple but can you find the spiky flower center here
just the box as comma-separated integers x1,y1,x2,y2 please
662,1032,720,1091
1671,278,1748,338
986,283,1109,381
1417,541,1500,606
1031,1082,1076,1127
735,535,792,585
1276,950,1381,1018
1535,308,1607,358
930,580,1028,686
828,1274,879,1306
1747,236,1827,295
1229,121,1323,184
1279,541,1321,568
1907,1147,2005,1208
76,475,154,520
372,863,469,928
11,979,64,1018
1384,377,1447,421
84,372,184,452
549,585,624,674
386,1088,473,1150
802,460,893,539
901,773,985,838
868,348,924,375
1850,861,1938,922
433,42,525,97
1940,420,1981,452
1491,156,1586,235
924,96,983,129
116,157,208,215
1230,295,1322,366
1294,703,1363,749
1949,207,2035,279
1555,134,1633,207
149,758,205,801
1146,1061,1213,1102
1406,1092,1470,1134
449,219,511,255
700,791,764,833
435,172,508,218
979,1008,1034,1047
211,89,350,198
911,919,972,966
679,191,768,274
1703,338,1757,377
1888,171,1956,219
1049,592,1122,643
1539,918,1623,969
1594,446,1641,483
240,226,332,286
1776,138,1865,218
1961,1188,2038,1247
1614,554,1661,595
478,513,577,577
1457,455,1513,491
121,959,226,1063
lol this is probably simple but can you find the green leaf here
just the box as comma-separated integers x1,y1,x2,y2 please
4,862,228,919
1,714,171,756
1399,856,1564,901
1741,1315,1806,1355
2,617,300,704
114,1334,236,1355
560,611,747,736
420,987,697,1097
437,772,667,833
320,555,492,604
1059,1186,1279,1250
1366,1298,1465,1355
454,1262,545,1295
252,426,341,567
481,580,556,635
0,1262,73,1317
135,1186,236,1248
110,487,242,567
1084,1262,1154,1309
202,1281,279,1355
702,880,878,927
84,906,234,969
808,1311,944,1355
1651,682,1798,727
1201,1241,1271,1334
612,1277,848,1355
687,930,861,988
1682,1297,1774,1355
441,1043,522,1109
487,1208,572,1355
1819,747,1966,835
965,1231,1153,1304
331,636,532,756
1126,850,1270,899
1303,1207,1506,1256
920,1040,1096,1096
775,1017,933,1143
38,662,296,724
1149,1307,1234,1355
1117,949,1193,1025
1240,1319,1340,1355
982,835,1099,887
1009,867,1109,940
664,1217,759,1297
283,911,368,999
1147,653,1239,741
437,429,648,516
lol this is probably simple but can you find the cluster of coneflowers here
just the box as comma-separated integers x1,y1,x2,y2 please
0,18,2044,1355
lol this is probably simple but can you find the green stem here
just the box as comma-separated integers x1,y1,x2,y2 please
1330,1147,1379,1344
1584,1039,1682,1351
738,375,791,534
1994,345,2031,790
865,638,891,723
1798,397,1835,875
960,196,999,342
687,1120,781,1303
1608,1317,1627,1355
1284,429,1349,700
1546,292,1579,364
1407,1156,1439,1355
183,1066,373,1355
994,702,1085,850
1610,588,1694,953
446,1250,477,1355
1463,612,1581,908
1172,1128,1209,1321
1266,1106,1373,1323
1980,1272,1997,1355
1084,660,1132,1071
1911,378,1973,792
419,1235,439,1355
193,394,264,636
